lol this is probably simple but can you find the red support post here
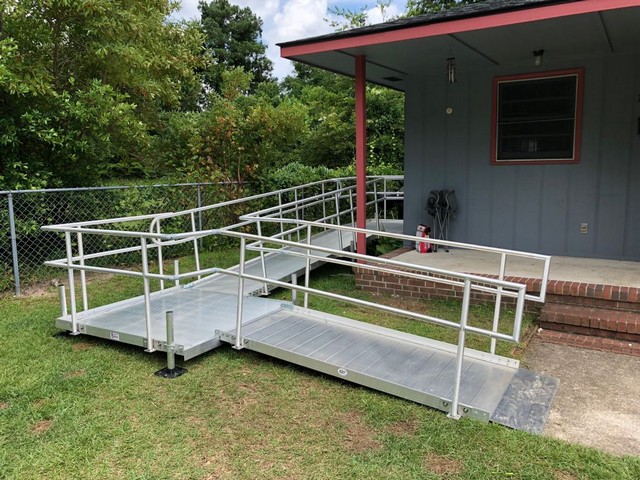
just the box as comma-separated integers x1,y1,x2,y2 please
355,55,367,256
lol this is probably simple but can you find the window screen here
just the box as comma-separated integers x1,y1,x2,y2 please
494,72,581,163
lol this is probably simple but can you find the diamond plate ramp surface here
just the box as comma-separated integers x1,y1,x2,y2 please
490,368,559,434
230,309,520,422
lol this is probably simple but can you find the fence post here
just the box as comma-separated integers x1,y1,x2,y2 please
7,193,21,296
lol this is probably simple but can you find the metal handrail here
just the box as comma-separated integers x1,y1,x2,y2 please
216,226,527,420
43,175,553,418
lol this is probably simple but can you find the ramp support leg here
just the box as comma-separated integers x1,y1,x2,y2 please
155,311,187,379
58,285,68,317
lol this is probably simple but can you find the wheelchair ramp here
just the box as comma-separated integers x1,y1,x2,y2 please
219,306,557,432
55,290,286,360
192,218,403,296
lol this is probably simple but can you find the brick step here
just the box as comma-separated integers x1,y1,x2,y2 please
536,329,640,357
544,293,640,313
539,303,640,342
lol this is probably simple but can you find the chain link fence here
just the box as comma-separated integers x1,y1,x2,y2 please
0,182,240,295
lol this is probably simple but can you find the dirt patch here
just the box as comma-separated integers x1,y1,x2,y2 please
0,402,9,410
200,451,234,480
340,411,382,453
33,399,47,408
31,419,53,435
63,369,86,379
422,452,463,477
386,417,419,437
72,342,93,352
554,470,578,480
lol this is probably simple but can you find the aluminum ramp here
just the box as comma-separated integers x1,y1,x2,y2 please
56,290,287,359
191,218,402,296
54,219,403,357
218,305,557,433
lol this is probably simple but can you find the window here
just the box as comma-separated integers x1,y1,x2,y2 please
491,69,584,165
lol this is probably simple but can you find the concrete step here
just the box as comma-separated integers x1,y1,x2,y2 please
540,303,640,342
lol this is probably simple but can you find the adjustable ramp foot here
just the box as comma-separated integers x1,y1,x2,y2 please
154,366,188,379
52,330,73,338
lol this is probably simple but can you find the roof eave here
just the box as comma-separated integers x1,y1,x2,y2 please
280,0,638,59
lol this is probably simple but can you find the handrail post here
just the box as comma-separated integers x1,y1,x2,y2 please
373,180,380,231
174,259,180,287
65,231,78,334
256,220,269,295
303,224,312,308
197,184,203,249
77,231,88,311
383,178,388,220
190,212,201,280
156,220,164,291
321,183,326,222
334,192,343,251
490,253,507,354
141,238,155,352
448,278,471,420
7,192,21,296
513,286,526,342
278,192,284,236
348,189,355,254
294,189,300,242
291,273,298,305
234,237,246,350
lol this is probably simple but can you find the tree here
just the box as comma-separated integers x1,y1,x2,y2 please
0,0,202,188
328,0,395,31
199,0,273,94
406,0,488,16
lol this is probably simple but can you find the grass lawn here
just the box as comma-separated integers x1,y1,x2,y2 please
1,248,639,479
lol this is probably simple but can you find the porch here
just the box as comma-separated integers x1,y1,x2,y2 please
357,245,640,355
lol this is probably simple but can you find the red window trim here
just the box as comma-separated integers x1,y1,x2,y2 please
490,68,585,166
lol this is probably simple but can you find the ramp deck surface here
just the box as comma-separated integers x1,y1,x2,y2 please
221,307,520,422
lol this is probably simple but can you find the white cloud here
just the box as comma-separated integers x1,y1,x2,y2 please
366,3,402,25
172,1,405,79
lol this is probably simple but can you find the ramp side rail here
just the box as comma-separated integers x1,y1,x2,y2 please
45,216,531,419
42,175,550,358
206,223,531,420
42,176,402,332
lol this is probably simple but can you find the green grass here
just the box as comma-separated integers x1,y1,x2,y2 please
1,250,639,479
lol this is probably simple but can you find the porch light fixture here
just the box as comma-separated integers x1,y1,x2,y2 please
533,49,545,67
447,57,456,83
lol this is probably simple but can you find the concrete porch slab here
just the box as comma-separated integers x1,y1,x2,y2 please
393,249,640,289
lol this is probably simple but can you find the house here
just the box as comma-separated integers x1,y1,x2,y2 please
279,0,640,262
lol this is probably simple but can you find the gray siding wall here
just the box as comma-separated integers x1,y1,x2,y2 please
403,53,640,261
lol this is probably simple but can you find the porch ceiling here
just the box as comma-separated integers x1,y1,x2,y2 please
280,4,640,91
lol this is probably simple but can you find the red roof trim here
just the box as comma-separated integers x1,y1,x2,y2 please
281,0,637,58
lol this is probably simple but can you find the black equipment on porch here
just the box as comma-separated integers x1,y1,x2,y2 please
425,190,458,252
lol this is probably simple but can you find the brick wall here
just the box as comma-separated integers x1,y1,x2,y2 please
353,248,542,314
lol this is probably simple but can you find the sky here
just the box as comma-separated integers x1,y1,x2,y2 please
172,1,406,79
